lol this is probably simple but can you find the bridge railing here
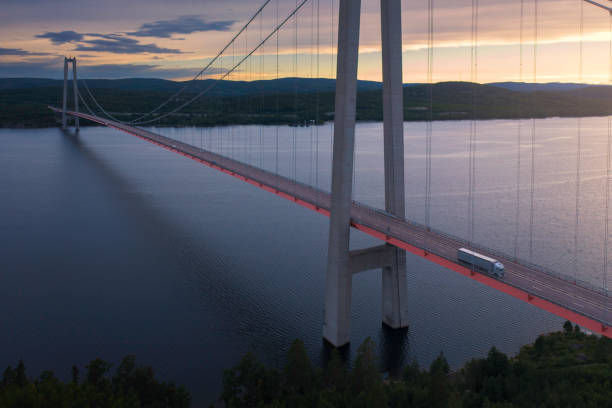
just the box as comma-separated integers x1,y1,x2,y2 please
351,200,611,298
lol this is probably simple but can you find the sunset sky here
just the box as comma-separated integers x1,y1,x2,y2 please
1,0,611,83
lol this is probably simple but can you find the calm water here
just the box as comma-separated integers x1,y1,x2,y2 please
3,117,607,405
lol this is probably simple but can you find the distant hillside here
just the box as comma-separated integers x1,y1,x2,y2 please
401,82,612,120
488,82,606,92
0,77,382,95
1,79,611,128
4,77,605,94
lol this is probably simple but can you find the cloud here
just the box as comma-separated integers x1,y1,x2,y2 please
36,30,83,45
127,15,235,38
0,47,50,56
36,30,183,54
74,35,183,54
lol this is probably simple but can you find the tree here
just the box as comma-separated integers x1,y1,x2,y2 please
349,338,387,408
71,365,79,384
351,337,381,394
563,320,573,333
0,357,190,407
86,358,111,388
14,360,26,387
1,367,15,388
325,349,347,391
485,347,509,378
222,352,280,407
429,352,450,408
284,339,314,393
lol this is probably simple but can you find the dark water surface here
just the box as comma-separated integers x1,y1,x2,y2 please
3,120,587,405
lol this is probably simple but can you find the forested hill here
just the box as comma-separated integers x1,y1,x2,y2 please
0,77,382,94
219,322,612,407
1,77,611,127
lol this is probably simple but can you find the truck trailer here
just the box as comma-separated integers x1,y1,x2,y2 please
457,248,505,278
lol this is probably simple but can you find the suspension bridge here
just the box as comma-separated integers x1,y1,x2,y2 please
50,0,612,346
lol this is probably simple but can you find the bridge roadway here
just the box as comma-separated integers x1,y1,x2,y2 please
54,108,612,338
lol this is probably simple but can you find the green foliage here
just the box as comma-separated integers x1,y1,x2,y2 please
0,355,190,408
285,339,314,394
220,323,612,407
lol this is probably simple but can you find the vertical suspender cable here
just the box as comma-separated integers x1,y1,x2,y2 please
426,0,434,230
260,10,265,169
216,58,221,154
469,0,478,245
529,0,537,262
221,56,225,155
605,15,611,303
246,25,251,164
276,0,280,176
209,109,213,150
310,0,315,188
473,0,478,246
470,0,474,244
574,0,584,283
352,0,356,200
515,0,524,261
232,41,235,159
330,0,335,171
258,10,262,168
316,0,320,206
293,0,299,182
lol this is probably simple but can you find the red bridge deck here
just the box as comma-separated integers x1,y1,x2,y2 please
54,108,612,338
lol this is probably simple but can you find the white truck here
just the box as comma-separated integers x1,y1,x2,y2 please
457,248,505,278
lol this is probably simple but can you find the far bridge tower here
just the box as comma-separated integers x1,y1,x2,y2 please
62,57,79,131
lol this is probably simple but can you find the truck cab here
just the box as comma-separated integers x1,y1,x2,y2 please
493,261,505,278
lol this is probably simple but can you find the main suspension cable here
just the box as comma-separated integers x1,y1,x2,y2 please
128,1,274,124
80,79,124,123
127,0,311,126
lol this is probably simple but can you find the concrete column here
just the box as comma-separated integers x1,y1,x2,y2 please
72,58,79,131
323,0,361,347
381,0,409,328
62,58,68,130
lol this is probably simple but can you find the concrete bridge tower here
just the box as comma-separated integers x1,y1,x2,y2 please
62,57,79,131
324,0,407,347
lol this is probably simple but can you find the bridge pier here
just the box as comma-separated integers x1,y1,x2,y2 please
324,0,407,347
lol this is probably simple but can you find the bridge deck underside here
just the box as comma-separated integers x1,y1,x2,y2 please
56,108,612,338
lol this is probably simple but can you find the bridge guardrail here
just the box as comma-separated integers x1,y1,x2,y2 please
351,199,611,299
